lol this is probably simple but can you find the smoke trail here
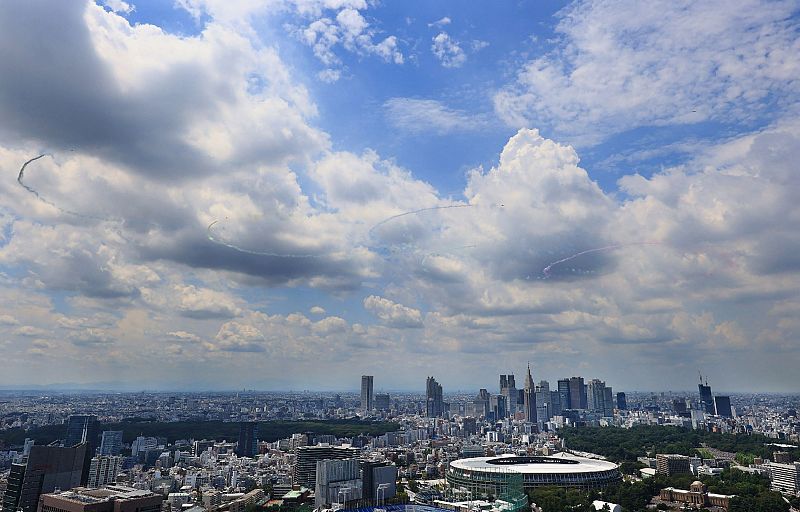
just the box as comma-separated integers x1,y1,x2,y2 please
16,154,109,221
206,220,322,258
542,241,660,278
368,204,473,239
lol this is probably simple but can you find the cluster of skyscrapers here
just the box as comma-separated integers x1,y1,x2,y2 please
698,374,732,418
360,376,391,414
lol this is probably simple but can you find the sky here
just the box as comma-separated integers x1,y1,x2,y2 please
0,0,799,393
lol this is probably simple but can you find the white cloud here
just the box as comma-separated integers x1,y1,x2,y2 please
428,17,451,28
431,32,466,68
494,0,800,144
364,295,423,327
103,0,133,14
383,98,487,134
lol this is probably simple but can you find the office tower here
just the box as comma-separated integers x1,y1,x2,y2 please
587,379,605,415
293,445,358,488
426,376,444,418
65,415,101,451
500,374,517,417
535,380,550,422
65,415,100,485
314,459,362,508
360,460,397,506
22,438,34,456
236,421,259,457
374,393,390,411
673,398,688,415
87,455,122,488
603,386,614,417
99,431,123,456
616,392,627,410
698,375,715,415
714,396,732,418
489,395,507,421
130,436,158,457
2,444,87,512
558,379,571,410
549,390,562,416
474,389,490,418
656,454,692,476
360,376,374,412
522,364,537,423
569,377,587,409
37,486,163,512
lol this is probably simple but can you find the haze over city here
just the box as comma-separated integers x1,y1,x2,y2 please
0,0,799,393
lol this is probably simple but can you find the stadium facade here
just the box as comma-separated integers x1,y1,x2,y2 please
446,453,621,497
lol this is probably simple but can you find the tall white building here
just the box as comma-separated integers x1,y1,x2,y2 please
766,461,800,495
87,455,122,488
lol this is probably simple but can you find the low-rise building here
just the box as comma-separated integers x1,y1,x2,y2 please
659,481,734,510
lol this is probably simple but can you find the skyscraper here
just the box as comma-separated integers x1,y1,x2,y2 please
426,377,444,418
65,415,100,485
587,379,606,415
569,377,587,409
523,364,537,423
99,431,123,456
474,389,490,418
360,375,374,412
535,380,551,422
236,421,259,457
616,392,627,410
375,393,390,411
698,376,715,415
714,396,732,418
500,374,517,417
557,379,571,411
2,444,87,512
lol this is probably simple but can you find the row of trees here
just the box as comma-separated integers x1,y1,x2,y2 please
560,425,799,463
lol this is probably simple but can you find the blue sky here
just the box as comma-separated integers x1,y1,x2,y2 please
0,0,798,392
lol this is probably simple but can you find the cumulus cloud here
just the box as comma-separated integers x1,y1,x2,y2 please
494,0,800,144
431,32,466,68
364,295,423,327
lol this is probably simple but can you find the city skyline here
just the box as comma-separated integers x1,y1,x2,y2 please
0,1,798,392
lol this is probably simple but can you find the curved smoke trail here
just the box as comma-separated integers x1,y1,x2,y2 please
16,153,110,222
367,204,473,239
206,220,322,258
542,241,661,278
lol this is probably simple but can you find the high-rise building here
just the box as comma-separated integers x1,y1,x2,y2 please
698,375,715,415
374,393,390,411
360,460,397,505
672,398,688,415
522,364,537,423
557,379,571,411
426,376,444,418
65,415,100,485
549,390,562,417
656,454,692,476
360,376,374,412
2,444,88,512
236,422,259,457
474,389,490,418
588,379,607,415
535,380,551,422
99,431,123,456
314,459,362,508
293,445,358,488
65,415,101,452
36,485,163,512
500,374,517,416
87,455,122,488
765,462,800,495
616,392,627,410
602,386,614,417
489,394,506,421
714,396,732,418
568,377,587,409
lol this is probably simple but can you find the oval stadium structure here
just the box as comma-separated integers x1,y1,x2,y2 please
447,453,621,496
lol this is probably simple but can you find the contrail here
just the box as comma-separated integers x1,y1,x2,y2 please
542,241,661,278
206,220,322,258
16,153,109,221
368,204,473,239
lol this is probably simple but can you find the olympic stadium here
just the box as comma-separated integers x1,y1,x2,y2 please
446,453,621,497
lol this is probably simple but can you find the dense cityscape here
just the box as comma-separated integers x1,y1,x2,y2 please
0,368,798,512
2,1,799,512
